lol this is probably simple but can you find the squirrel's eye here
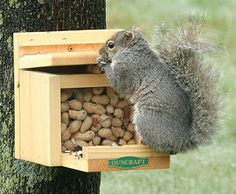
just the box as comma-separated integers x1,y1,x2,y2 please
107,41,115,49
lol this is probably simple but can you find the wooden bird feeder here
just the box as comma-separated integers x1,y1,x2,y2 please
14,29,170,172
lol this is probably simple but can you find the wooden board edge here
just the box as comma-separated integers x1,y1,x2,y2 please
60,74,111,89
82,145,170,160
13,33,21,159
61,153,170,172
19,51,99,69
15,29,123,46
48,75,62,165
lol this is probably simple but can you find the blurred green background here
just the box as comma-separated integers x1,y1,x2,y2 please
101,0,236,194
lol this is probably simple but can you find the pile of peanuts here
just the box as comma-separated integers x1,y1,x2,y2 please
61,87,139,152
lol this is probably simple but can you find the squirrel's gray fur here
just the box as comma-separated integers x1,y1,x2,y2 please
97,18,219,153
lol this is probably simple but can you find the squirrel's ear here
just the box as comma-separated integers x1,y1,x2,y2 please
132,25,141,32
123,31,134,47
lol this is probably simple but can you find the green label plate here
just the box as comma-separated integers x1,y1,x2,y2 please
108,156,149,169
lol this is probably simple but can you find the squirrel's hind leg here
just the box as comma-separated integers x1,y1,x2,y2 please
134,106,188,153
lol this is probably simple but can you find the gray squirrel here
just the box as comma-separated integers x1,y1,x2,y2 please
96,20,219,154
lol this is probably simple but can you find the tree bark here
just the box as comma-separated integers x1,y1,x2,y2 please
0,0,105,193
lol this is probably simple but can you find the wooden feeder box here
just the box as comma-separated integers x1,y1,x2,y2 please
14,29,170,172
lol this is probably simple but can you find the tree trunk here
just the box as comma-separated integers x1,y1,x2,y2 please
0,0,105,193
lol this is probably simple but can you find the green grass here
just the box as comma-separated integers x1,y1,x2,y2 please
101,0,236,193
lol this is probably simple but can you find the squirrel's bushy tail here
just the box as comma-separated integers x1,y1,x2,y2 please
154,14,220,148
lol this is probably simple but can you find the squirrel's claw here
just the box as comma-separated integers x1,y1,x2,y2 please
99,61,107,65
96,57,108,72
97,56,112,74
96,56,106,66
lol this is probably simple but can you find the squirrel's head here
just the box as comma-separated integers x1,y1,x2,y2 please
97,27,144,67
96,27,150,96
